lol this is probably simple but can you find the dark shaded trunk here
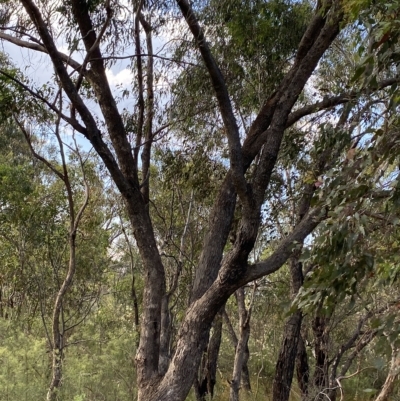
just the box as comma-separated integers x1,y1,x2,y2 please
159,295,172,375
296,335,309,399
241,346,251,392
272,309,303,401
272,227,307,401
195,310,223,400
312,310,331,400
270,89,348,401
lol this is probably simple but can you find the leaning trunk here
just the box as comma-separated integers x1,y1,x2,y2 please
47,231,80,401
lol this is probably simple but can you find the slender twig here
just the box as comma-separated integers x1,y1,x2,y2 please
92,53,197,66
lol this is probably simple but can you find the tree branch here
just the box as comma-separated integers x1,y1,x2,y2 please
0,31,83,71
0,70,87,134
20,0,130,196
240,208,326,285
176,0,248,203
286,76,400,127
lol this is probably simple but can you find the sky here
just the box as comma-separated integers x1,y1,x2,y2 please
0,11,191,157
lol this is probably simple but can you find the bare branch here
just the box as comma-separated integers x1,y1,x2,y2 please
139,11,155,205
240,207,326,285
71,132,90,233
92,53,197,66
0,31,83,71
176,0,248,202
13,115,65,181
286,76,400,127
133,0,145,165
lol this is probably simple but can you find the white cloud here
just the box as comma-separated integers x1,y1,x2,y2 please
105,68,133,87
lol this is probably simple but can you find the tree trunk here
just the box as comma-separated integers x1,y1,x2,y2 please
312,310,331,401
47,334,64,401
159,294,172,375
10,1,344,400
375,374,397,401
229,287,254,401
272,250,305,401
195,310,223,400
223,308,252,391
241,345,252,392
296,335,309,400
272,310,303,401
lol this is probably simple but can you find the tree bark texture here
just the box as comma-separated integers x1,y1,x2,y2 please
271,177,315,401
272,309,303,401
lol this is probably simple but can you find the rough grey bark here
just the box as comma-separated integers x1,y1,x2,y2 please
271,185,315,401
272,258,305,401
271,91,361,401
158,294,172,375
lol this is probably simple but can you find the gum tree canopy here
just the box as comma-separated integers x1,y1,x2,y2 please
1,0,399,400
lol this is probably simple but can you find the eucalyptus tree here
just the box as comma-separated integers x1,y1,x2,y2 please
1,0,400,400
0,116,111,400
